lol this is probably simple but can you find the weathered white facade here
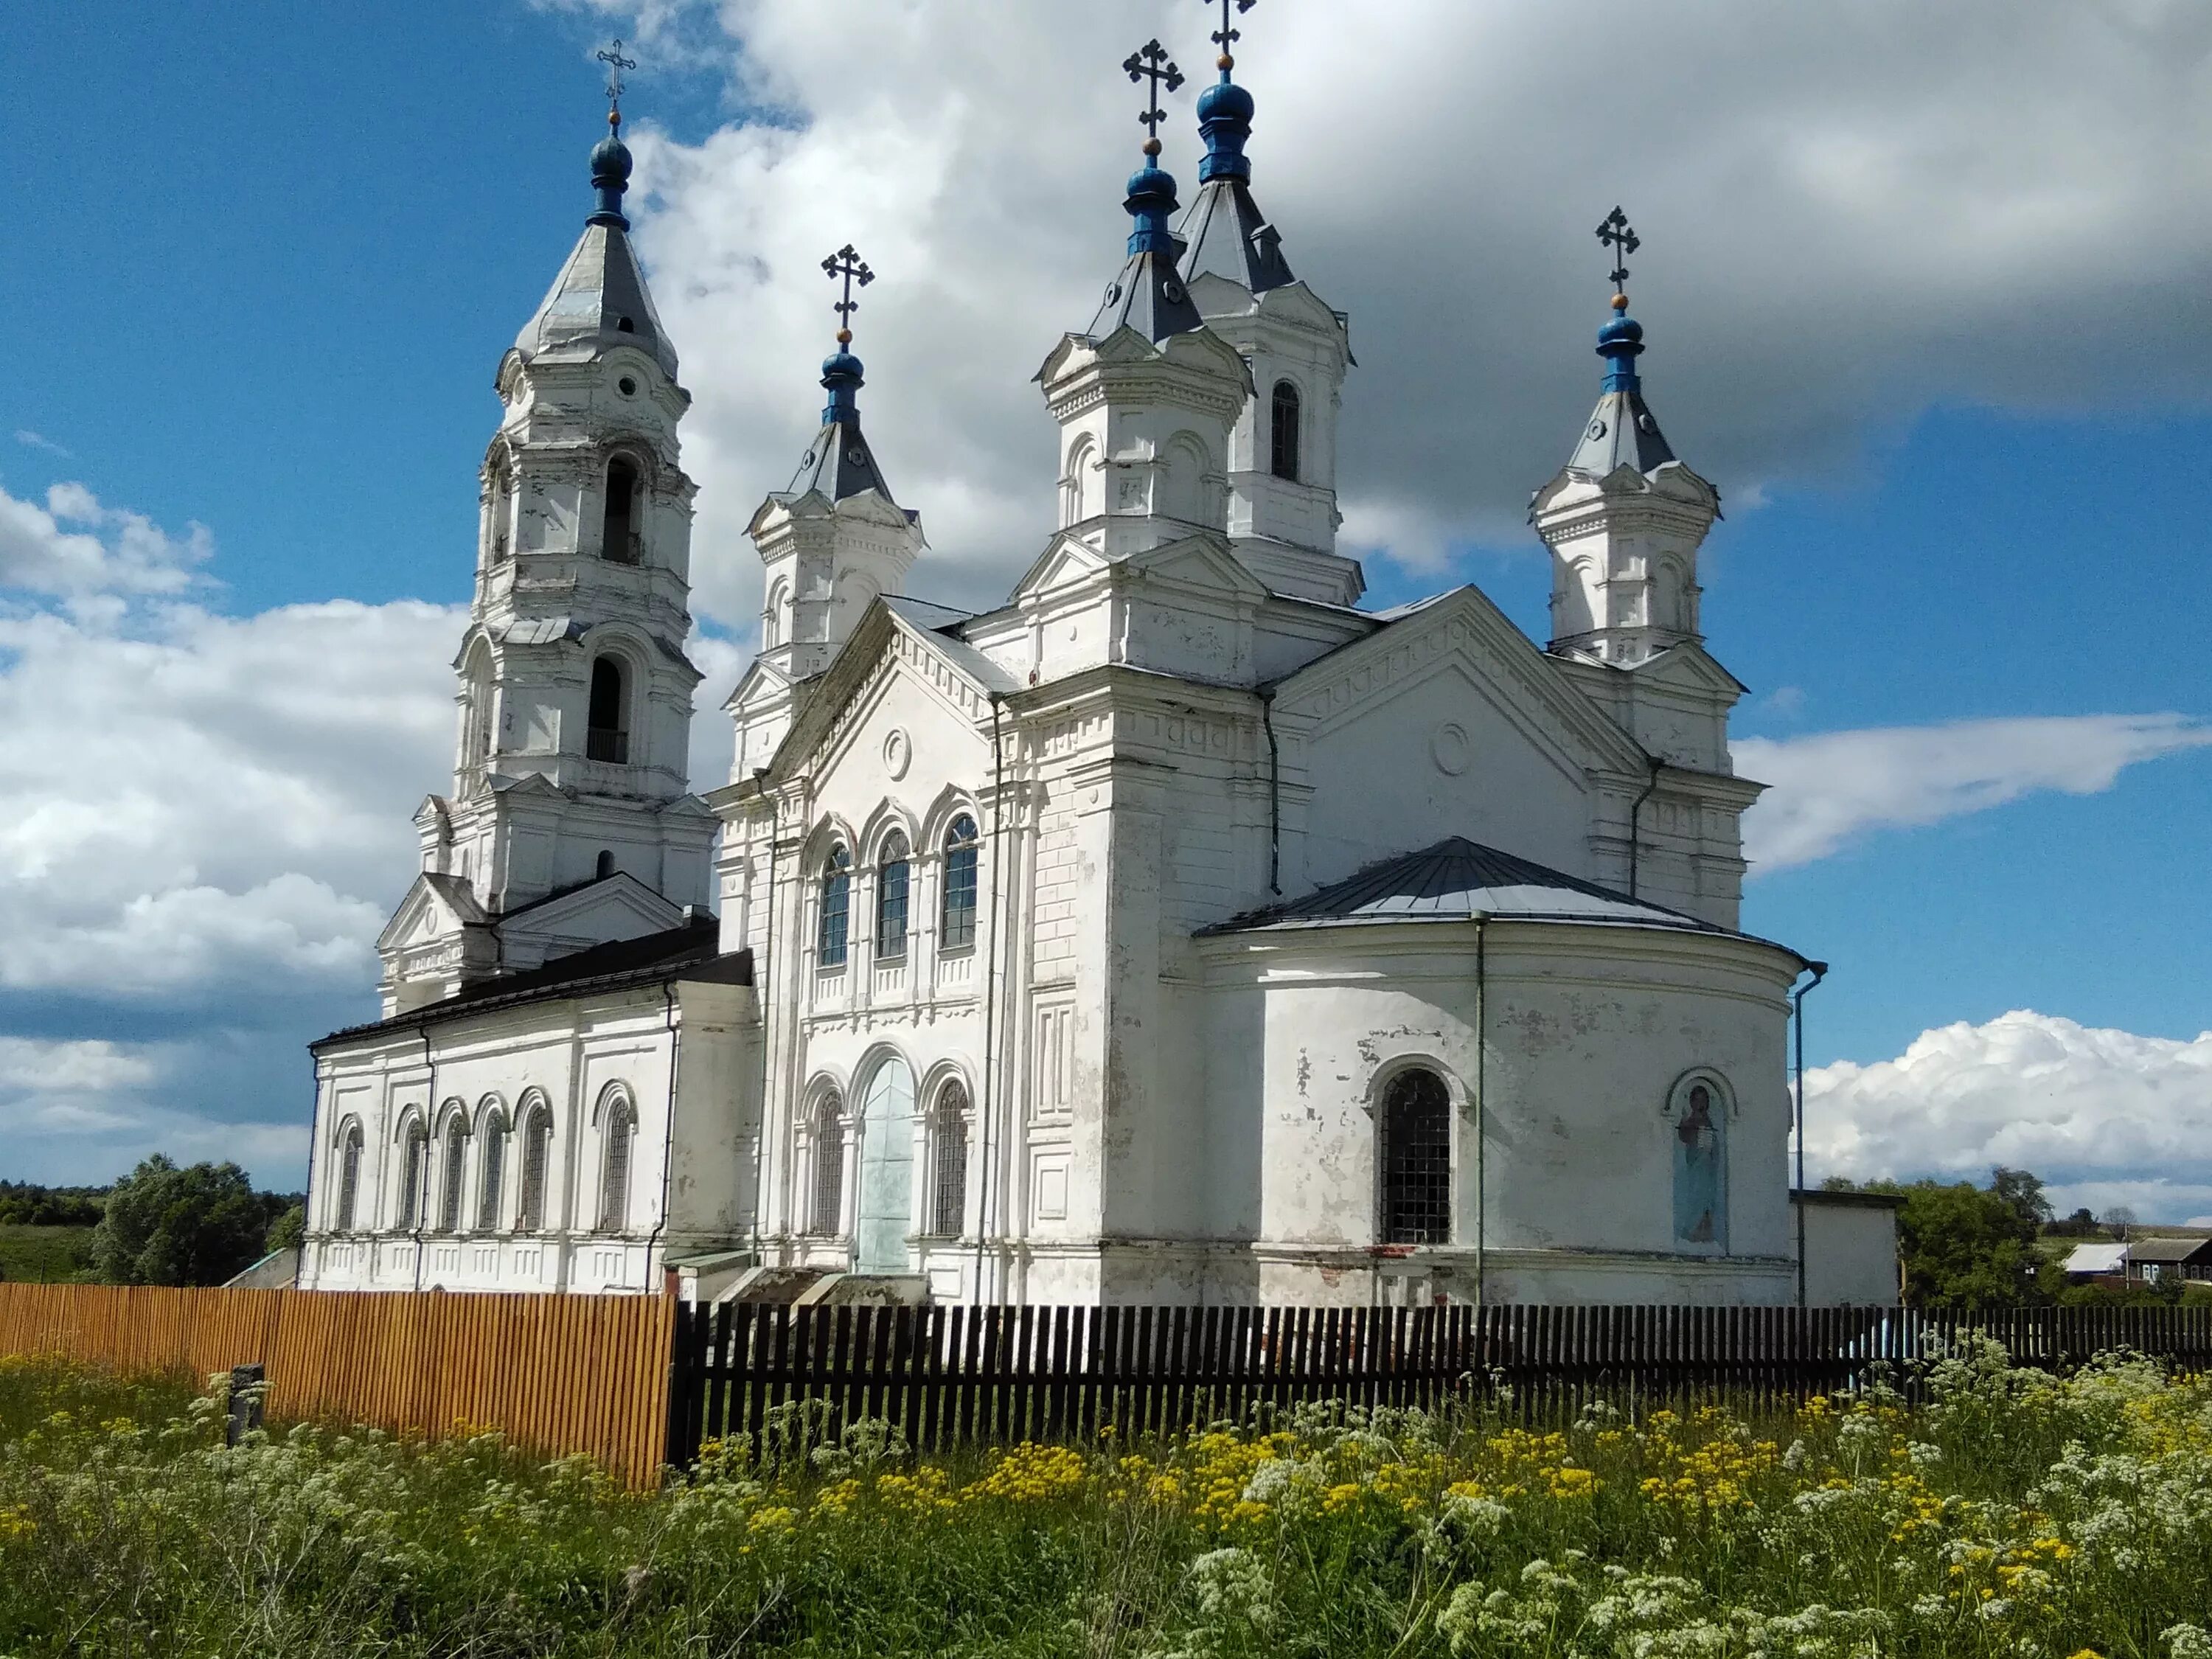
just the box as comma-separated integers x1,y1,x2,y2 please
301,66,1896,1307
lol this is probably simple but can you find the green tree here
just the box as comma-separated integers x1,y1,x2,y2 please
89,1156,271,1287
1893,1177,2045,1308
265,1203,305,1255
1989,1166,2053,1234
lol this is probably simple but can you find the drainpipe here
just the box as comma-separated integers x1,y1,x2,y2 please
1259,689,1281,895
973,694,1006,1302
648,980,682,1295
1627,756,1663,900
1791,960,1829,1307
1472,914,1489,1311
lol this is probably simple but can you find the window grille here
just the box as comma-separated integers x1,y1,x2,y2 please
818,846,852,967
876,833,911,959
439,1117,467,1233
478,1114,505,1231
517,1107,552,1232
810,1098,845,1235
941,815,979,952
1270,380,1301,481
587,658,629,762
399,1127,428,1230
602,1102,633,1231
1380,1068,1451,1245
335,1126,362,1231
931,1084,970,1237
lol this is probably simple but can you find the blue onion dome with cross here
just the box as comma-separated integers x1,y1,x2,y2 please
784,243,900,505
1175,0,1293,293
514,40,679,380
1084,40,1205,344
1565,208,1679,477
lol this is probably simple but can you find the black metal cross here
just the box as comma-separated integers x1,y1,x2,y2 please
1208,0,1256,71
1596,206,1640,292
597,39,637,119
1123,39,1184,150
822,244,874,342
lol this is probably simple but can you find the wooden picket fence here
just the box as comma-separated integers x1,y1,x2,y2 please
664,1301,2212,1467
0,1284,674,1488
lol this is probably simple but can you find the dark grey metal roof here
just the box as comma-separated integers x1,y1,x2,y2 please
1175,178,1294,292
782,417,900,507
1085,250,1203,344
1198,836,1731,937
2123,1236,2212,1264
1568,387,1677,476
515,222,678,379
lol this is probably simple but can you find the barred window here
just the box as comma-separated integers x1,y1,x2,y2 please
398,1124,429,1231
810,1096,845,1235
1380,1068,1451,1245
930,1082,970,1238
477,1110,507,1231
601,1097,634,1232
439,1114,467,1234
1270,380,1301,481
335,1124,363,1231
877,832,911,961
517,1104,553,1232
818,845,852,968
941,815,979,952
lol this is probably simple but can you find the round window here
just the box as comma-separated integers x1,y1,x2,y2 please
1161,276,1186,305
617,376,638,397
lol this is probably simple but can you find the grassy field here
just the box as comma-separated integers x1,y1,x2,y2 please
0,1225,94,1284
3,1347,2212,1658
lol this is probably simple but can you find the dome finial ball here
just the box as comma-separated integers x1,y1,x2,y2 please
1611,293,1629,312
836,329,852,345
1217,53,1233,71
1142,136,1161,157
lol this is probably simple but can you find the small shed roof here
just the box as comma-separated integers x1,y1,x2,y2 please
2062,1243,2129,1275
2121,1236,2212,1265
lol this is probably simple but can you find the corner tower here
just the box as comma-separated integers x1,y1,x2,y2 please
1533,212,1720,668
1173,3,1360,605
1040,39,1249,562
380,85,714,1015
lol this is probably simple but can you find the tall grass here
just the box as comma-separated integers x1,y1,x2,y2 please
2,1343,2211,1656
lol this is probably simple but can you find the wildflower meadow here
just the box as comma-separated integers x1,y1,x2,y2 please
2,1339,2211,1656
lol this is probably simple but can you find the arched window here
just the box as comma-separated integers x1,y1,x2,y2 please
398,1121,430,1231
762,579,788,651
438,1113,467,1234
477,1105,507,1231
876,831,911,961
1380,1068,1451,1245
1270,380,1301,481
600,1095,634,1232
1669,1074,1729,1251
516,1100,554,1232
587,657,629,762
941,814,979,952
334,1123,363,1231
818,844,852,968
485,451,513,564
930,1080,970,1238
602,456,641,563
460,640,495,770
595,849,616,880
810,1094,845,1235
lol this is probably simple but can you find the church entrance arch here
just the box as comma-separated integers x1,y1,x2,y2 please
854,1054,916,1274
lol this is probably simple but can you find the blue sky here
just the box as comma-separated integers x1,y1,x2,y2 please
3,1,2209,1214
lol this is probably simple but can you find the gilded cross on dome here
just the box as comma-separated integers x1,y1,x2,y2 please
1123,39,1185,156
1596,206,1640,301
597,38,637,128
1206,0,1256,73
821,244,874,346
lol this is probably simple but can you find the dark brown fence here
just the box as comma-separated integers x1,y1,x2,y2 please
664,1301,2212,1467
0,1284,675,1489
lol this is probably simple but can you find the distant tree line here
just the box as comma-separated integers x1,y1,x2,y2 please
1820,1166,2189,1310
0,1161,303,1287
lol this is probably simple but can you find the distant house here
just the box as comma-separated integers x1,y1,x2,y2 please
2123,1237,2212,1283
2062,1242,2129,1280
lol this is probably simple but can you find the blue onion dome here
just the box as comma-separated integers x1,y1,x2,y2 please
1196,79,1253,123
1124,162,1178,212
591,132,633,189
820,348,864,383
1598,304,1644,349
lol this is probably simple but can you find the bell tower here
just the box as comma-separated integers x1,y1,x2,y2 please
381,68,715,1015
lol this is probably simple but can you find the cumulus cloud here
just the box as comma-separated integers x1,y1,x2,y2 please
1736,714,2212,871
530,0,2212,625
0,480,210,599
1804,1010,2212,1221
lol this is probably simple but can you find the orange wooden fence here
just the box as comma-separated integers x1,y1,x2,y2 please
0,1284,675,1488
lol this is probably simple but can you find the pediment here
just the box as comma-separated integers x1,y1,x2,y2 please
1120,531,1267,601
1253,279,1352,349
1273,585,1646,775
1011,532,1108,602
725,654,793,716
1629,640,1747,697
377,872,484,953
496,873,684,957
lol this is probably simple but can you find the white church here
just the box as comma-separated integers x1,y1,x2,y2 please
298,41,1898,1309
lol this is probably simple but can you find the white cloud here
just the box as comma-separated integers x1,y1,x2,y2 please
12,430,72,459
530,0,2212,624
1804,1010,2212,1221
0,481,210,599
1736,714,2212,871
